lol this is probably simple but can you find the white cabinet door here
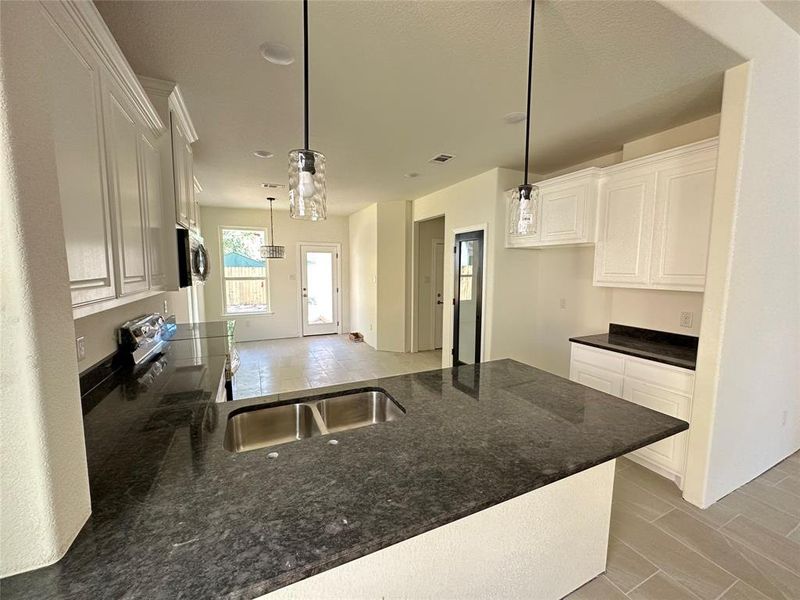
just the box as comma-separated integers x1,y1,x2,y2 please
594,170,656,286
185,144,197,231
539,183,589,244
569,362,624,396
650,157,716,290
43,14,116,307
622,378,689,475
139,133,165,290
170,113,191,228
105,86,149,296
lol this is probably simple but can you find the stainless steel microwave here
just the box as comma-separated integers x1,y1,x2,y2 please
177,229,210,287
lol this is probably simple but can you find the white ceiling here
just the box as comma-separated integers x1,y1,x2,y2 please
95,0,743,215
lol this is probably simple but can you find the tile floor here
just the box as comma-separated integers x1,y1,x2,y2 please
232,334,442,399
567,452,800,600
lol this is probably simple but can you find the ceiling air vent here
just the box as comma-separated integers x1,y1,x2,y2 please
428,153,455,165
261,182,286,189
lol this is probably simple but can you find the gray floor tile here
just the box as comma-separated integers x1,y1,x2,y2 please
721,516,800,574
564,575,628,600
717,489,800,536
611,507,736,600
613,476,674,522
775,476,800,498
737,480,800,518
654,509,788,600
628,572,699,600
605,536,658,593
725,539,800,600
788,525,800,544
719,581,772,600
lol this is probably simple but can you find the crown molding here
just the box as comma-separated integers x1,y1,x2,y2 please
193,176,203,194
44,1,165,137
139,76,199,144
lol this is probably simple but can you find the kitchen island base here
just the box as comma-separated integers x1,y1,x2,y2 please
262,460,615,600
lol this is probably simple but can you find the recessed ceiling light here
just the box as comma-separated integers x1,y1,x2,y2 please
261,182,286,189
503,111,527,124
253,150,274,159
259,42,294,66
404,172,420,179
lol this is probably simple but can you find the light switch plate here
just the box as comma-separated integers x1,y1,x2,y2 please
680,311,693,328
76,336,86,361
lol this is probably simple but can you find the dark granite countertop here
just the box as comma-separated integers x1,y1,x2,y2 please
2,359,687,600
169,319,235,341
570,323,699,370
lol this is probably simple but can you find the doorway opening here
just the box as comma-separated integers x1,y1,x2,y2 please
453,230,484,365
299,243,341,336
414,216,445,358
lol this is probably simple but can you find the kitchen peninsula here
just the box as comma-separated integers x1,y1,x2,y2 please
2,359,687,599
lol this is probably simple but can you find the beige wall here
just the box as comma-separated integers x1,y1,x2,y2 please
416,217,445,352
1,1,90,575
201,206,350,343
349,204,378,348
376,201,412,352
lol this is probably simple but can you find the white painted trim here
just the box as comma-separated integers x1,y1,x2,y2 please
451,223,489,366
297,242,343,336
193,176,203,194
603,137,719,175
138,76,199,143
43,1,165,136
430,238,444,351
217,225,272,316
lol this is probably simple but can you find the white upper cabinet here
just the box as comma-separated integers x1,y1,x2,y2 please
593,169,656,286
506,169,601,248
593,139,718,292
42,8,116,307
171,113,195,230
649,155,717,290
104,85,149,296
140,132,166,290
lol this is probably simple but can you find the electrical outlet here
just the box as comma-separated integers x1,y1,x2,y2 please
680,311,693,328
76,336,86,361
559,298,567,309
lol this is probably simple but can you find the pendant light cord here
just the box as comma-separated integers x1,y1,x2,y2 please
523,0,536,185
303,0,310,150
269,198,276,244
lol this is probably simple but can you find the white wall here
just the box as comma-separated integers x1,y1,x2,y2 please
349,204,378,348
416,217,445,352
0,1,91,575
201,206,349,343
658,0,800,506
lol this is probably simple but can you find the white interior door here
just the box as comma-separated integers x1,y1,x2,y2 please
301,245,340,336
433,240,444,349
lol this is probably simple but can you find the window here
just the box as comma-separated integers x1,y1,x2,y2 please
221,227,270,314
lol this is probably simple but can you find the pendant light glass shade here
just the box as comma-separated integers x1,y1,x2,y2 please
508,183,540,236
288,149,327,221
260,197,286,259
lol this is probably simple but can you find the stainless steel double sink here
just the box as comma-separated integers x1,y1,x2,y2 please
224,389,405,453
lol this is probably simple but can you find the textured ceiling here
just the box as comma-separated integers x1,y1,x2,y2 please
95,0,743,215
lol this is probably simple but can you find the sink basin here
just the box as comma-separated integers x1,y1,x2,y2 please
316,390,404,433
224,403,322,453
224,388,405,453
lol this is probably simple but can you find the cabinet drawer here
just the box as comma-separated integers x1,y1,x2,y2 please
571,343,625,374
569,362,624,396
625,356,694,395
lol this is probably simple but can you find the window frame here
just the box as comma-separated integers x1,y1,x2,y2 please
219,225,272,316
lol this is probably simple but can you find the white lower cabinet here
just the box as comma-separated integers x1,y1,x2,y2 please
569,342,693,488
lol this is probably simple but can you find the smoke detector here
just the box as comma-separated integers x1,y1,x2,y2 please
428,153,455,165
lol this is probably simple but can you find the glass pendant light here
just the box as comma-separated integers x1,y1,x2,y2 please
509,0,539,237
260,198,286,259
289,0,327,221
